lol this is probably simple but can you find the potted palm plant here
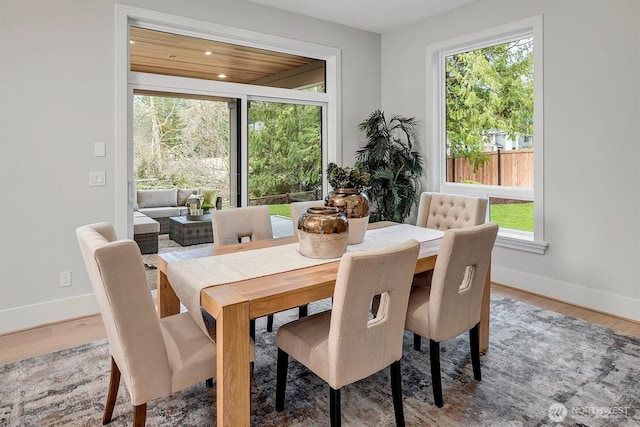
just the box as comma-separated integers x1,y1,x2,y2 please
356,110,423,223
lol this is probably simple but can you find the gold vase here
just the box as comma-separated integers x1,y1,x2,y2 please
325,188,369,244
298,206,349,259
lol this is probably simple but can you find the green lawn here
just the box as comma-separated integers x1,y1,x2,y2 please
268,202,533,232
268,204,292,218
490,202,534,232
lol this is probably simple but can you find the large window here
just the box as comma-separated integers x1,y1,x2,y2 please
430,17,546,253
248,99,323,207
133,93,233,203
117,7,340,239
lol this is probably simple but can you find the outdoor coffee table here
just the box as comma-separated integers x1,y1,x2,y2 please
168,214,213,246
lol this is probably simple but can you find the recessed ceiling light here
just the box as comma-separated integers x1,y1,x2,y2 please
218,74,227,79
205,51,212,56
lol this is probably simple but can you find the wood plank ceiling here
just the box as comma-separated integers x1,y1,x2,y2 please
129,27,325,90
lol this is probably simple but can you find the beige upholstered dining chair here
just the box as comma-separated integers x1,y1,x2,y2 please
410,191,489,343
405,222,498,408
289,199,324,316
415,192,488,231
211,205,278,332
275,240,421,427
211,205,273,246
76,223,254,426
290,200,324,236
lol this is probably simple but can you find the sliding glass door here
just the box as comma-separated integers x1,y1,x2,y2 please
247,99,324,209
132,92,235,205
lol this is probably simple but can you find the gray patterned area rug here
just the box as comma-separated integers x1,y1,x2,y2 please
1,295,639,426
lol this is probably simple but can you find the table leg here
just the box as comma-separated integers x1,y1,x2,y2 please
216,297,251,427
157,268,180,318
479,263,491,353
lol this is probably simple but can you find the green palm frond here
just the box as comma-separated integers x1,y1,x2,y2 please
356,110,424,223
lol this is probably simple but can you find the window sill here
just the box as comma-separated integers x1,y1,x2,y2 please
495,230,548,254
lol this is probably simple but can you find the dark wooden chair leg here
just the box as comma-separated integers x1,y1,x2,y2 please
206,378,214,388
250,319,256,340
470,323,482,381
429,339,443,408
133,403,146,427
330,387,341,427
413,333,422,351
298,304,308,318
267,314,274,332
249,318,256,378
103,357,121,425
390,360,405,427
275,348,288,412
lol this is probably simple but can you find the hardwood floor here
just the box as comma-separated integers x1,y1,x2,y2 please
0,314,106,365
1,283,638,365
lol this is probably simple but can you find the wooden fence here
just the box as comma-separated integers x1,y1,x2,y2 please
249,189,321,205
447,149,533,187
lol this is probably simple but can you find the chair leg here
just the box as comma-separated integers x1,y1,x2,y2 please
298,304,308,318
390,360,406,427
206,378,214,388
413,333,422,351
330,387,341,427
103,357,121,425
470,323,482,381
133,403,147,427
250,319,256,341
275,348,289,412
249,318,256,378
429,339,443,408
267,314,274,332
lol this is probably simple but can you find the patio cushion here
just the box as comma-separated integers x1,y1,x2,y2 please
133,212,160,235
137,188,178,208
201,188,218,208
139,206,185,219
177,188,199,206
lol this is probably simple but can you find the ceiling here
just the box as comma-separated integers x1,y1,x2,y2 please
130,27,325,89
249,0,479,33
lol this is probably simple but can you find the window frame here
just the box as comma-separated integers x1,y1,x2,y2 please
427,15,547,254
115,5,341,239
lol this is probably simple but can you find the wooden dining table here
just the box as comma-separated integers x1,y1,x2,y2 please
156,221,492,427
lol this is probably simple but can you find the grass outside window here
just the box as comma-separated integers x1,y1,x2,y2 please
490,202,533,232
266,202,534,233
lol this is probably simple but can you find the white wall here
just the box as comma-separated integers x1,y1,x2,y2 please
0,0,381,333
381,0,640,320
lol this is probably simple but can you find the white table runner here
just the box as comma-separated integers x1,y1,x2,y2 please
167,224,444,336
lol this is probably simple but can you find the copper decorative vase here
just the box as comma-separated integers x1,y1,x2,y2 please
325,188,369,244
298,207,349,259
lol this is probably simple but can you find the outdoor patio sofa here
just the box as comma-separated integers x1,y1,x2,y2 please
133,187,221,254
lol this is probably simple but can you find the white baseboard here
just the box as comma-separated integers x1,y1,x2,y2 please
492,266,640,322
0,294,99,335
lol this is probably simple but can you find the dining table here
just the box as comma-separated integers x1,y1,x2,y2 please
156,221,492,427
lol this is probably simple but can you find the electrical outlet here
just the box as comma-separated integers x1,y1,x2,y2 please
60,271,72,287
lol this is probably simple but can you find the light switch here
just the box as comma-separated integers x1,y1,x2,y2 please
94,141,106,157
89,171,106,186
